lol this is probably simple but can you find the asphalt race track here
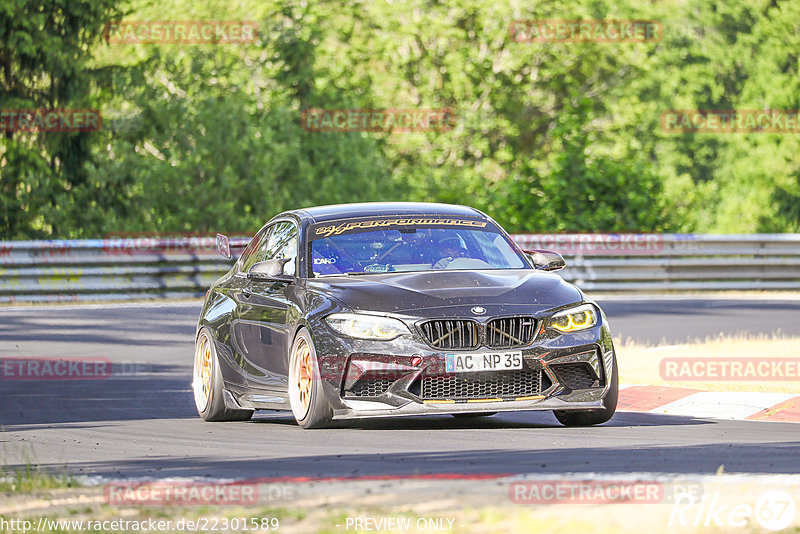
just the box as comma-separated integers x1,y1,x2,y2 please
1,298,799,482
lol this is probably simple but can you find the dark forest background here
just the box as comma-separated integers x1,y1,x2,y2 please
2,0,799,239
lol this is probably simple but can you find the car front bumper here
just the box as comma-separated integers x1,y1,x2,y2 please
310,306,617,420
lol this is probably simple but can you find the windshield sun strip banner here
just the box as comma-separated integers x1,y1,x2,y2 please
310,217,491,239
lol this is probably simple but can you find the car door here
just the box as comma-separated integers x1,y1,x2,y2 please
217,226,271,386
234,220,298,394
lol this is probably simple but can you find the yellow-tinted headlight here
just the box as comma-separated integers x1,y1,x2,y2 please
549,304,598,333
326,313,409,340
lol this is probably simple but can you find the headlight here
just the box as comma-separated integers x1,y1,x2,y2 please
325,313,409,340
549,304,597,333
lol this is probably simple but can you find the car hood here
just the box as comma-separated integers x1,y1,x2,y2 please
306,269,582,315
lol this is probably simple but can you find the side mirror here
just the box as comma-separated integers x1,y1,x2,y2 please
248,258,293,281
523,249,566,271
216,233,231,259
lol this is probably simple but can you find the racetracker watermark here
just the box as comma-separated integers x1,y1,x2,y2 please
105,481,261,506
102,116,142,133
661,110,800,133
103,232,222,256
509,480,664,504
0,357,112,380
0,109,102,132
316,355,490,383
105,20,258,44
516,234,666,255
300,108,456,133
661,358,800,381
510,20,663,43
0,517,280,533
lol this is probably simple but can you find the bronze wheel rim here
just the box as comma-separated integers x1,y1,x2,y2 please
290,337,314,420
193,333,213,412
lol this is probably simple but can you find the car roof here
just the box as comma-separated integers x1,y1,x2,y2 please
290,202,486,223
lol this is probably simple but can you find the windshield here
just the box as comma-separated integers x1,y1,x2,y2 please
309,218,526,276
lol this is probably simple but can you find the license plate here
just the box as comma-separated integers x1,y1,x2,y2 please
445,351,523,373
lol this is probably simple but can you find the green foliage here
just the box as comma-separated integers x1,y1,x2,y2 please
0,0,129,238
1,445,77,493
0,464,77,493
2,0,799,238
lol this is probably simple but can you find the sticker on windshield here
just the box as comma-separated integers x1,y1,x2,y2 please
363,263,390,273
312,217,489,239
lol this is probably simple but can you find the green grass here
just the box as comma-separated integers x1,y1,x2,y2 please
1,444,79,493
0,464,78,493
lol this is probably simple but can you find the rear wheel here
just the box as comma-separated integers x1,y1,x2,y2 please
553,356,618,427
288,328,333,429
193,328,253,422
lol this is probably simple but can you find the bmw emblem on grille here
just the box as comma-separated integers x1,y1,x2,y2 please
471,306,486,315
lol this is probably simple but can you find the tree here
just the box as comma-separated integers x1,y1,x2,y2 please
0,0,129,238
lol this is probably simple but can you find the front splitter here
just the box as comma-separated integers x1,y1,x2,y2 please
332,393,608,419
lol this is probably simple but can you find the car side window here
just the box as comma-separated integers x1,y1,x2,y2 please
240,221,298,277
238,227,271,275
261,221,298,276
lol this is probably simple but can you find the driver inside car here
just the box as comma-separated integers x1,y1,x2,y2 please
432,236,468,269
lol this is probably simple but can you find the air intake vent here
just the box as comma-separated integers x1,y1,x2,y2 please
421,369,546,400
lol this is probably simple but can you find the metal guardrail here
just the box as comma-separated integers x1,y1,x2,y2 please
514,234,800,292
0,234,798,302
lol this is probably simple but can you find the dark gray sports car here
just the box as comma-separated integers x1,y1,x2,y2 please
193,202,618,428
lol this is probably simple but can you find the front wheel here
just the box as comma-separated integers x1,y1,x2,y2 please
193,328,253,422
288,328,333,429
553,355,618,427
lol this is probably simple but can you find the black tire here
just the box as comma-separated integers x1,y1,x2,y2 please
451,412,497,419
553,355,618,427
288,328,333,429
193,328,253,422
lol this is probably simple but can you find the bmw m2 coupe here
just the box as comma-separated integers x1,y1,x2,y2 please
193,202,618,428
